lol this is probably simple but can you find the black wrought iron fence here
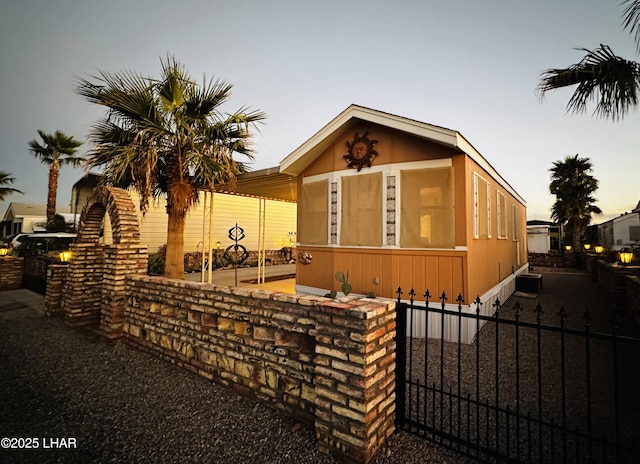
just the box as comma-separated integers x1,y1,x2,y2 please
395,288,640,464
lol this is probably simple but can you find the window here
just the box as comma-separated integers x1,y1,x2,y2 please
474,173,490,239
497,191,507,239
299,180,328,245
400,167,454,248
512,203,518,241
340,173,382,246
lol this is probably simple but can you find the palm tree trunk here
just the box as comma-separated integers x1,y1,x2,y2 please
47,160,59,228
165,212,185,279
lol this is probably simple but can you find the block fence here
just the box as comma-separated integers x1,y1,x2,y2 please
122,275,396,463
0,255,23,290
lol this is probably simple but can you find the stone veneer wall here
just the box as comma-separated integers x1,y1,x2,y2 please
626,275,640,323
0,256,23,290
122,275,396,463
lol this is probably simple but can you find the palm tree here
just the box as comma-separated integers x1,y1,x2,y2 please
537,0,640,121
28,130,84,228
75,55,265,279
0,171,23,201
549,155,602,250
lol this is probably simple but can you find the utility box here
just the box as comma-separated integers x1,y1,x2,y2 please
516,273,543,293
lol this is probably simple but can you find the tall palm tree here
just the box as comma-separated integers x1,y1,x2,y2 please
537,0,640,121
76,55,265,279
0,171,23,201
549,155,602,250
28,130,84,227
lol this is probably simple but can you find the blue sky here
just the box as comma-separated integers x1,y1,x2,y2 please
0,0,638,223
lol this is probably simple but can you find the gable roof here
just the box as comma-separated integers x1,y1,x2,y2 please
2,203,71,221
279,104,525,204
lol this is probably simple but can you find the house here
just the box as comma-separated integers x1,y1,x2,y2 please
280,105,528,306
527,220,560,253
71,170,298,255
597,201,640,250
1,203,72,236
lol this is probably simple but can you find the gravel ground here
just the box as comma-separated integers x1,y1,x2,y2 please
3,268,633,464
401,268,640,462
0,294,472,464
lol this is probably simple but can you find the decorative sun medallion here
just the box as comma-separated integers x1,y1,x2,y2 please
344,131,378,171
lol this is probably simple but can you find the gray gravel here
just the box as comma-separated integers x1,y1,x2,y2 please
0,294,472,464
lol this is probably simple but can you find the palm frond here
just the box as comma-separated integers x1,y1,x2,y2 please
537,44,640,120
622,0,640,52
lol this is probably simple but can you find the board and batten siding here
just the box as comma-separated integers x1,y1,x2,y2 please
102,191,296,252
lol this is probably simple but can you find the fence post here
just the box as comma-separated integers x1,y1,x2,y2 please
314,297,397,463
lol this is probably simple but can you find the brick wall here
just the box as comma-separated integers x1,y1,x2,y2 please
45,264,67,316
122,275,396,463
0,256,23,290
528,252,578,268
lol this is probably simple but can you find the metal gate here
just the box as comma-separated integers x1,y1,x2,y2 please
395,289,640,463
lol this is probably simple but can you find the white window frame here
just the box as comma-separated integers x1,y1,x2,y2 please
497,191,507,239
512,203,518,242
473,172,491,239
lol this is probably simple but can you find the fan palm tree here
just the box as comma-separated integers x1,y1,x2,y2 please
549,155,602,250
28,130,84,228
537,0,640,120
0,171,23,201
76,55,265,279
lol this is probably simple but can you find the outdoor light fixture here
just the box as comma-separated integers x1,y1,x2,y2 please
0,247,9,256
216,241,221,250
594,245,604,254
583,243,592,250
59,250,72,263
565,245,572,251
619,248,634,265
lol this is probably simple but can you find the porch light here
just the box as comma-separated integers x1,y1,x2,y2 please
583,243,591,250
619,248,634,265
594,245,604,254
59,250,72,263
216,241,221,250
564,245,572,251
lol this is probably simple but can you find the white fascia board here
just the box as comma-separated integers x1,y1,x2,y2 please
280,105,459,176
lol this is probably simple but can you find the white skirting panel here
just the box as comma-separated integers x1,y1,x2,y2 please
403,262,529,344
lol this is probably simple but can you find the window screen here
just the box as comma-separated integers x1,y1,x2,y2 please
340,173,382,246
299,180,328,245
400,167,454,248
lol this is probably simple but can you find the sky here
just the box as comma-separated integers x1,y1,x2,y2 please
0,0,638,224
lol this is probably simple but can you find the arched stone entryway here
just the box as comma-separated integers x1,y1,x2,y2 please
61,186,148,339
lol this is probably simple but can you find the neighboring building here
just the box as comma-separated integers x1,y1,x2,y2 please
597,202,640,250
526,220,560,254
1,203,71,236
280,105,527,304
71,170,298,254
